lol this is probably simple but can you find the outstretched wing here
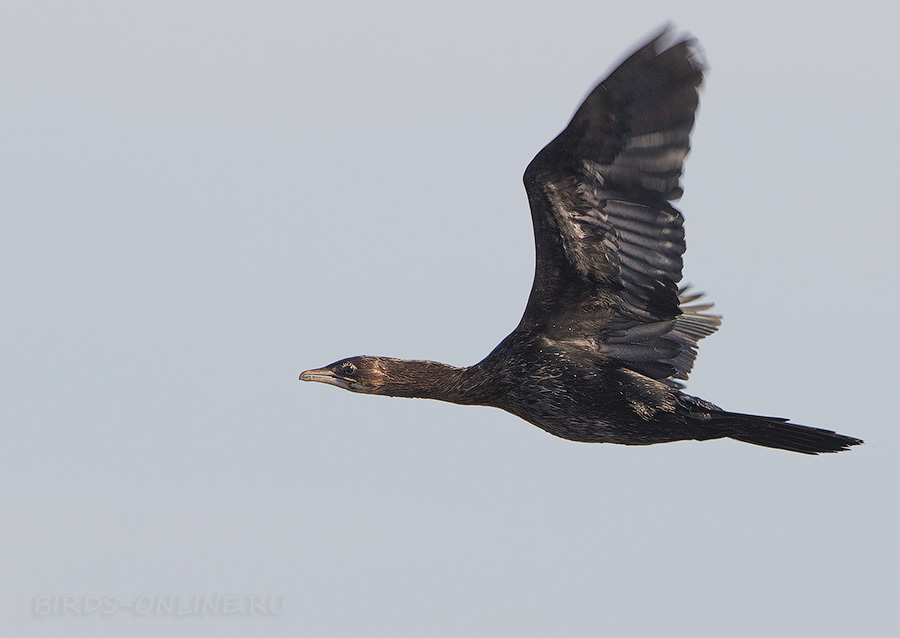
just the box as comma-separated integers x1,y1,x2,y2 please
519,29,719,385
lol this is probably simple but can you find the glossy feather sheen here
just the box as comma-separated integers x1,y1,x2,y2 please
301,29,863,454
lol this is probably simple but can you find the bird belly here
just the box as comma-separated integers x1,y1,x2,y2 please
498,378,694,446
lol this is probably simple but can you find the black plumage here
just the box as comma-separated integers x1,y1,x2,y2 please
300,29,862,454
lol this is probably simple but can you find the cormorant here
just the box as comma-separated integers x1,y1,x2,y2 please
300,29,862,454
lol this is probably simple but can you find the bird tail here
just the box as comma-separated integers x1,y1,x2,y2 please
708,411,863,454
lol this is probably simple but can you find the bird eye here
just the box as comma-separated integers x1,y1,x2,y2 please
335,362,357,377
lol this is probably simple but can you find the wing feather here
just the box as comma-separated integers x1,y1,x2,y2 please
519,29,718,385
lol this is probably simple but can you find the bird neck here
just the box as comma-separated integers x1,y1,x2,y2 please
374,358,495,406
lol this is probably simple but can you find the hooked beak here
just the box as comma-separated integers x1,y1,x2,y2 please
299,367,351,390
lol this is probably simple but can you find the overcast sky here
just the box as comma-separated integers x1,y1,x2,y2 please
2,1,898,636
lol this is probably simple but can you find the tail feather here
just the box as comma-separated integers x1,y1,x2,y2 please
710,412,863,455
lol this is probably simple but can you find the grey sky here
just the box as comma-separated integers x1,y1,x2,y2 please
2,1,898,636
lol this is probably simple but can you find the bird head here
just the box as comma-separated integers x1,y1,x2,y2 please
298,356,388,394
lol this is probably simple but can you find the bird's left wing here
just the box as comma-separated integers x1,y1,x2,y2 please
519,29,718,385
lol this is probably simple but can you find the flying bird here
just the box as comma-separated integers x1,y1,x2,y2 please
300,30,862,454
